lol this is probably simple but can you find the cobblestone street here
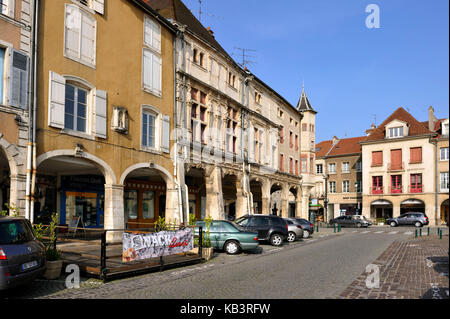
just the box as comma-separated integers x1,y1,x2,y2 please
339,234,449,299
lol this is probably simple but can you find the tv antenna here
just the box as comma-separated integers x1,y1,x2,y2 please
232,47,257,69
196,0,222,23
372,114,377,126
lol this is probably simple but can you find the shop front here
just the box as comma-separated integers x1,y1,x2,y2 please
124,180,166,229
60,175,105,228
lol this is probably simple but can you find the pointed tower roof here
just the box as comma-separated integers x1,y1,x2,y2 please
296,84,317,114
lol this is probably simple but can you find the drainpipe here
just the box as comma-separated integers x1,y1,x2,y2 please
241,77,252,215
30,0,39,225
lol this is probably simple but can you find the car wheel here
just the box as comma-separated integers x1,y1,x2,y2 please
224,240,240,255
390,221,397,227
415,221,423,228
356,223,362,228
270,234,283,246
303,230,310,239
287,232,296,242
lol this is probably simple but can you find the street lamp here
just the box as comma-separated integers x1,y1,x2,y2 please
323,173,329,223
355,181,361,215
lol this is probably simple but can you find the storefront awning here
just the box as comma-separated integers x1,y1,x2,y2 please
371,200,392,206
309,204,323,211
401,200,425,205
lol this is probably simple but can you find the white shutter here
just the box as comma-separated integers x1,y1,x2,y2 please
151,20,161,52
48,71,66,129
143,49,152,90
93,89,107,138
9,50,29,109
92,0,104,15
152,54,161,94
80,12,96,65
8,0,15,17
161,115,170,153
65,4,81,59
248,126,254,161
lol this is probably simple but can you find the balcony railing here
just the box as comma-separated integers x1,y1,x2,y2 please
371,186,384,194
388,162,404,171
409,185,423,193
390,186,403,194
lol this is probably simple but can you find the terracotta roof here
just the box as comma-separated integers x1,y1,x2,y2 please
316,136,365,158
363,107,433,142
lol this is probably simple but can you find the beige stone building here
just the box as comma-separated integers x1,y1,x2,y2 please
149,0,314,221
0,0,33,214
360,107,448,226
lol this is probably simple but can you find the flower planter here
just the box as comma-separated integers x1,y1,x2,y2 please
43,260,63,280
201,247,214,261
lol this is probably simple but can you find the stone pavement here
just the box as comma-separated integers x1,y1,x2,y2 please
338,234,449,299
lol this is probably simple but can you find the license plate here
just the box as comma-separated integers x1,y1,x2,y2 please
21,260,38,271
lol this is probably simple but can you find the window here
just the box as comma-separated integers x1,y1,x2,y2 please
64,4,97,67
342,162,350,173
191,89,208,145
143,16,162,96
328,163,336,173
228,72,236,88
7,49,30,109
279,154,284,171
342,181,350,193
289,131,293,148
440,172,449,192
410,147,422,163
280,126,284,144
316,164,323,174
1,0,13,17
440,147,449,161
142,111,156,148
0,47,4,104
389,126,404,138
295,160,299,176
64,84,88,133
73,0,105,14
302,123,307,132
355,180,362,193
410,174,422,193
442,123,449,136
372,151,383,167
255,92,262,105
295,135,299,151
301,157,307,173
310,124,315,132
356,161,362,172
289,157,294,174
389,149,403,170
372,176,383,194
329,181,336,193
391,175,402,193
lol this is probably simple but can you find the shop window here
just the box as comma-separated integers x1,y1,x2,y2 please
142,191,155,220
124,190,138,220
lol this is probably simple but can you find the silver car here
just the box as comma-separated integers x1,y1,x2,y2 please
0,216,46,290
284,218,304,242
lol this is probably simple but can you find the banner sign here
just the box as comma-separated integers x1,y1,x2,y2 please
122,228,194,262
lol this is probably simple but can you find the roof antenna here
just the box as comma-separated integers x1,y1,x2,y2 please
372,114,377,126
198,0,202,22
232,47,257,69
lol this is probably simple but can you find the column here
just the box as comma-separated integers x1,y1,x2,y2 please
9,174,27,216
165,186,181,223
281,186,289,218
205,166,224,220
104,184,124,243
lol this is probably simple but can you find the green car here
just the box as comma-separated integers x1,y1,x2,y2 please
194,220,259,255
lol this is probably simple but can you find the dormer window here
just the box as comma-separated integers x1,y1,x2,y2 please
442,122,449,136
389,126,404,138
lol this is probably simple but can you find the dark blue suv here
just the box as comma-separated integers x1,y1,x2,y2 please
235,215,289,246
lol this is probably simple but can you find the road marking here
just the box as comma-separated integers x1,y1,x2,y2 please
352,230,358,233
404,231,413,235
374,231,384,234
265,248,283,254
388,231,398,234
361,231,370,234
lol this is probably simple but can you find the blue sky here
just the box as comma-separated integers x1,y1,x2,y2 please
182,0,449,142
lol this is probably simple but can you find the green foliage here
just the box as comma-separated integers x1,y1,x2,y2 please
155,216,166,232
202,215,213,248
1,203,20,217
33,223,47,242
188,213,197,227
0,210,7,217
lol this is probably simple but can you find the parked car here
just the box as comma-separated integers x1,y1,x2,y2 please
386,212,429,227
0,216,46,290
235,215,288,246
291,218,314,238
329,215,371,228
194,220,259,255
284,218,304,242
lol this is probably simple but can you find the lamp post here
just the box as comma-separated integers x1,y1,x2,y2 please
355,181,360,215
323,173,329,223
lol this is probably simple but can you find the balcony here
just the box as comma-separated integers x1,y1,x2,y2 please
371,186,384,195
388,162,404,171
409,185,423,193
390,186,403,194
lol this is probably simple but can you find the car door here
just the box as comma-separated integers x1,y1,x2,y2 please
335,216,345,226
254,217,271,240
397,215,408,225
209,222,221,249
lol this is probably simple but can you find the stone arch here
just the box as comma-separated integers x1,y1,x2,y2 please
0,136,21,177
119,162,174,188
36,149,117,185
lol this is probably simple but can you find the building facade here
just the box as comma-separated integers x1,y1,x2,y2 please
34,0,180,237
360,107,448,226
0,0,33,214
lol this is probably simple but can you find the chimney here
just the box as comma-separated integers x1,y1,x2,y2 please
365,123,376,136
428,106,437,132
207,26,214,37
332,136,339,145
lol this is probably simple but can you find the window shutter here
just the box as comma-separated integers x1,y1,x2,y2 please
65,5,81,58
9,50,29,109
410,147,422,163
161,115,170,153
143,49,151,90
93,89,107,138
92,0,104,15
80,12,96,65
248,126,254,160
152,54,161,94
372,151,382,166
48,71,66,129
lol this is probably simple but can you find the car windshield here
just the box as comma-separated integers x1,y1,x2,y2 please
0,220,35,245
229,221,246,232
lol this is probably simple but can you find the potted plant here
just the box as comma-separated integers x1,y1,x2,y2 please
43,213,63,280
201,215,214,261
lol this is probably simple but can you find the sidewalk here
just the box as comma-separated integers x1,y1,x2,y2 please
338,234,449,299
